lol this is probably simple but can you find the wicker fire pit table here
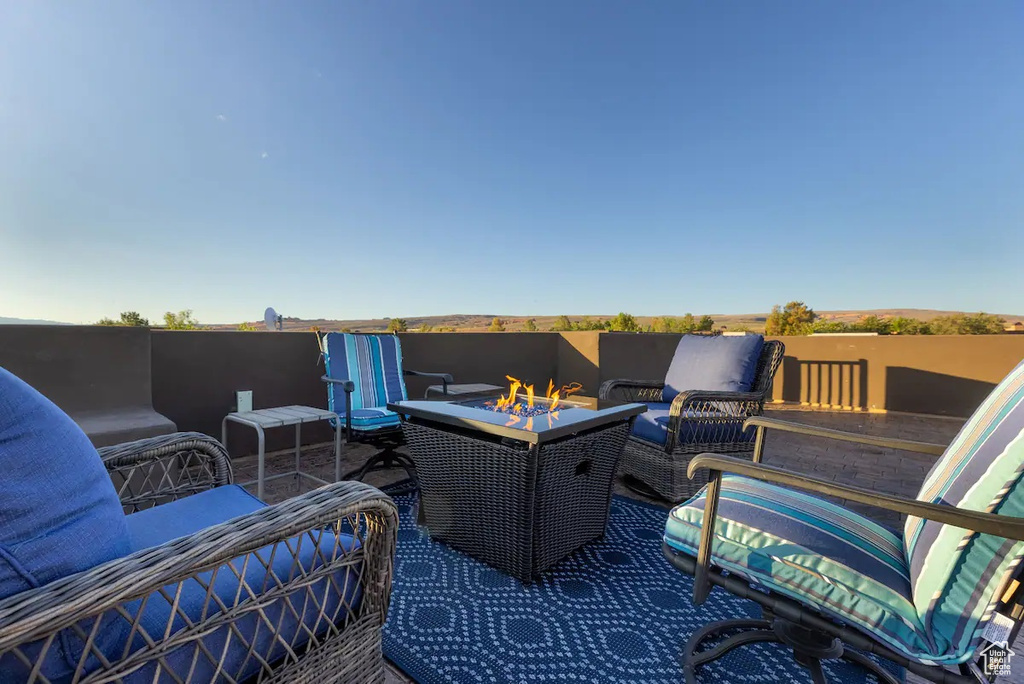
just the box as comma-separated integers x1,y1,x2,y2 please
388,394,646,582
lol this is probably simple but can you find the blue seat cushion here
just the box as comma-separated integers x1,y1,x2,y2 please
665,475,935,662
115,486,363,682
662,334,765,402
0,367,132,680
336,407,401,432
630,403,756,447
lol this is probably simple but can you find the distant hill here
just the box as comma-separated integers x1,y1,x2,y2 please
214,309,1024,333
0,316,70,326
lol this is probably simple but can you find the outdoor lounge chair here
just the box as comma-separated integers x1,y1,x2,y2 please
599,334,784,502
0,366,398,683
319,332,453,495
662,359,1024,683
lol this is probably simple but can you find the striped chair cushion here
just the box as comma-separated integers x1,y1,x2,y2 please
336,408,401,431
904,359,1024,663
323,334,408,431
664,475,932,661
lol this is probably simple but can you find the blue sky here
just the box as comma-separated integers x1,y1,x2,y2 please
1,1,1022,324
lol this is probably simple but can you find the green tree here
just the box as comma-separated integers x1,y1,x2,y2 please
929,312,1006,335
606,312,639,332
678,313,696,333
765,301,817,336
119,311,149,327
340,327,353,333
97,311,150,326
386,318,408,333
417,323,433,333
488,317,506,332
575,316,606,331
811,319,849,333
237,322,259,331
889,316,931,335
163,310,201,330
523,318,538,332
651,317,676,333
850,315,892,334
436,326,456,332
551,315,574,332
696,315,715,332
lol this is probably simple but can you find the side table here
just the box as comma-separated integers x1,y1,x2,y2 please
424,382,503,399
222,405,342,500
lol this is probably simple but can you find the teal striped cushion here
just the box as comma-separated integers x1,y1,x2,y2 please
665,476,932,661
337,407,401,431
904,359,1024,663
323,334,408,418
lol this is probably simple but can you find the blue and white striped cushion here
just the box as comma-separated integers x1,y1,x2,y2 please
335,408,401,431
665,476,931,660
323,333,408,431
904,359,1024,663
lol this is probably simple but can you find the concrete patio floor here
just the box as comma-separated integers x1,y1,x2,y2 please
232,407,1021,683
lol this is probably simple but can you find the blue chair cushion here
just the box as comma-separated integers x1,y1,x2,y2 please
630,403,756,447
117,485,363,682
336,407,402,432
323,333,408,413
0,366,132,680
665,475,934,663
662,335,765,402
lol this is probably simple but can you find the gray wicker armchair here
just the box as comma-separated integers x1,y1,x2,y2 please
0,432,398,684
600,338,784,502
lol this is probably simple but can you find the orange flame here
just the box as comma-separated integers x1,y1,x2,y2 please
492,376,583,415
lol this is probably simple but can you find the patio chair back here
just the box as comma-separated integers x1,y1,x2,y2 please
751,340,786,395
322,333,409,414
904,359,1024,657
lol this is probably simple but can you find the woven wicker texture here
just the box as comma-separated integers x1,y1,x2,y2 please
402,419,632,582
600,340,785,502
0,432,397,684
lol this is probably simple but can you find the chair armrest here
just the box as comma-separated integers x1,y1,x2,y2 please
743,416,947,456
685,453,1024,604
598,379,665,402
0,481,399,678
320,375,355,393
664,390,766,452
404,370,454,395
99,431,232,513
403,370,454,383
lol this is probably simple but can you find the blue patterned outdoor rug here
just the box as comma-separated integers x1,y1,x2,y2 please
382,487,903,683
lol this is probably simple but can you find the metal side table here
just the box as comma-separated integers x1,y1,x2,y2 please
424,382,503,399
222,405,342,500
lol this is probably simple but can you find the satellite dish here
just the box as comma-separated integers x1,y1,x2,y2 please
264,307,283,331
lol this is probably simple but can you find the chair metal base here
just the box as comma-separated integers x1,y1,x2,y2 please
342,448,419,496
684,614,901,684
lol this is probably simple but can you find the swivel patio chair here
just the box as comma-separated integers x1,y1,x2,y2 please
599,333,784,502
319,332,452,495
0,366,398,683
663,359,1024,683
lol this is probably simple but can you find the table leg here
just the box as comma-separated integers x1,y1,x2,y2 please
334,424,342,482
295,422,302,482
221,417,230,457
256,425,266,501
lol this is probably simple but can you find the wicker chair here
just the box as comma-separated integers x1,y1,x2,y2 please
0,432,398,683
599,336,784,502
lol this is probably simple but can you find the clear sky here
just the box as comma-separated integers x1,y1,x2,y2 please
1,1,1022,324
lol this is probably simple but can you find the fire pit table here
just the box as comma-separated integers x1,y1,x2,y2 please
388,390,645,582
